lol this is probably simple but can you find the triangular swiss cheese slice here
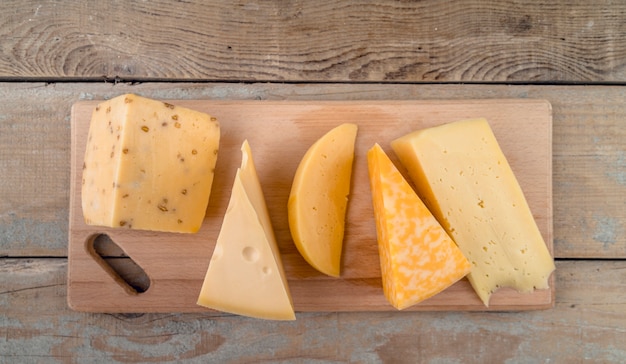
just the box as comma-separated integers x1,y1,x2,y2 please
197,140,295,320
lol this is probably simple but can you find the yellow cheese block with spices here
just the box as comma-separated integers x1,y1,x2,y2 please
367,143,471,310
81,94,220,233
391,118,555,306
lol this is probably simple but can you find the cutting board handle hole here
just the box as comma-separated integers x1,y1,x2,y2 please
86,233,151,295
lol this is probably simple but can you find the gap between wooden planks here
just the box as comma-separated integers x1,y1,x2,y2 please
68,99,553,313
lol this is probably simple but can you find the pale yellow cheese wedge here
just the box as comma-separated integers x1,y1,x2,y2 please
81,94,220,233
197,140,295,320
367,144,471,310
288,123,358,277
391,118,555,306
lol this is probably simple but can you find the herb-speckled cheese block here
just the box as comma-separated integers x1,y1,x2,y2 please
81,94,220,233
367,144,471,310
197,140,295,320
391,118,555,306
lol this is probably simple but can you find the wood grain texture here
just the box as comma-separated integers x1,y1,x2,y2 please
2,258,625,362
68,98,553,312
1,82,624,259
1,0,626,82
1,0,623,360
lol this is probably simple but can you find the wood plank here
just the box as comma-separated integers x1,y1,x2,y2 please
2,258,625,362
1,1,626,82
68,98,553,312
1,83,624,259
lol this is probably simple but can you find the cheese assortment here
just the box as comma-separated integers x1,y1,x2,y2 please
288,123,358,277
197,141,295,320
391,118,555,306
367,144,471,309
78,94,553,316
81,94,220,233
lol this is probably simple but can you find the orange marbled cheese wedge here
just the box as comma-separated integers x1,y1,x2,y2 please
367,143,471,310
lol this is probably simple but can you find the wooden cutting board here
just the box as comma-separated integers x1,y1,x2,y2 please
68,99,554,313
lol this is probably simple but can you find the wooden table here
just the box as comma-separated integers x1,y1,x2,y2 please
1,1,625,362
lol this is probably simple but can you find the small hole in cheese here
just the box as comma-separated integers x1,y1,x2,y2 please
242,246,260,262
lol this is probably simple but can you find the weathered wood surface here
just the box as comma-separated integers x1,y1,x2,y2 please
1,258,625,362
2,82,624,361
1,0,626,82
1,83,623,259
1,0,626,359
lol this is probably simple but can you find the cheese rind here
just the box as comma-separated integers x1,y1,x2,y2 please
288,123,358,277
81,94,220,233
367,144,471,310
391,118,555,306
197,140,295,321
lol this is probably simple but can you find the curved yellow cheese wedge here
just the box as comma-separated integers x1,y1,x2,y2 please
288,123,358,277
197,140,295,320
367,143,471,310
391,118,555,306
